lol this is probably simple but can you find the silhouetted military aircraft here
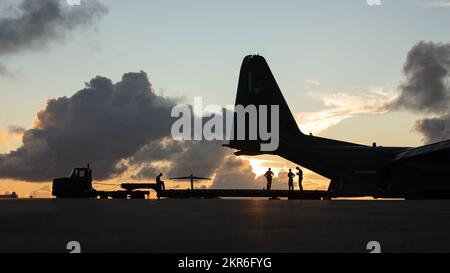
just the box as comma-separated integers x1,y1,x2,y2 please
225,55,450,199
170,175,213,190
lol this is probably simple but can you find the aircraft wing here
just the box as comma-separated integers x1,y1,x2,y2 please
392,140,450,172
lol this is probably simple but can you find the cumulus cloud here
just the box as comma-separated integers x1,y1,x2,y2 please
131,139,228,180
169,141,228,177
0,0,108,74
0,71,177,182
391,41,450,114
414,115,450,144
211,156,259,189
389,41,450,144
212,155,283,189
0,71,243,187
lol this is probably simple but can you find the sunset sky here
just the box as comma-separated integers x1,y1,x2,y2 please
1,0,450,197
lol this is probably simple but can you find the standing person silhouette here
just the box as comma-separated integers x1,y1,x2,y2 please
264,168,274,190
296,167,304,191
156,173,165,191
288,169,295,191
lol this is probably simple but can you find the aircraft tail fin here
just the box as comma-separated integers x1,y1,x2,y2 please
227,55,304,153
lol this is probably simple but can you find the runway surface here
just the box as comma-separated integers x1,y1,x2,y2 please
1,199,450,253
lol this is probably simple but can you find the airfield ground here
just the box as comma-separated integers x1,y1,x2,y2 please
0,199,449,253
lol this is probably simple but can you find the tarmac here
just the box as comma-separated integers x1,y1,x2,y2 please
1,199,450,253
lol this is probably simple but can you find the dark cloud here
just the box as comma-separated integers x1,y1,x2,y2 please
131,139,185,164
169,141,228,177
0,0,108,55
414,115,450,144
0,71,236,184
131,140,228,180
391,41,450,114
0,71,177,182
0,0,108,74
387,41,450,144
130,110,231,181
211,156,261,189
